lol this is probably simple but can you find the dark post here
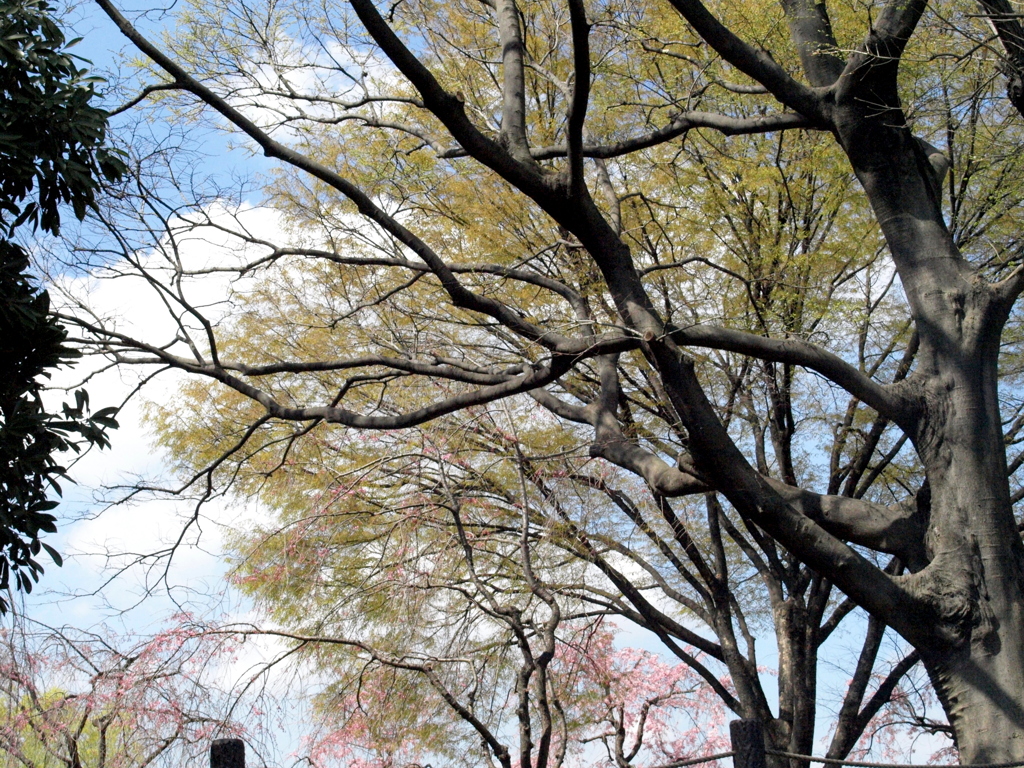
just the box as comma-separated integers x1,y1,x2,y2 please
211,739,245,768
730,719,767,768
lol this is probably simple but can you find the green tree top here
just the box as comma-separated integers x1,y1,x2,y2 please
0,0,124,235
0,0,124,612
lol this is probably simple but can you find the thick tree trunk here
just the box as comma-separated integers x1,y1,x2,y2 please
906,348,1024,760
915,414,1024,758
826,39,1024,752
926,633,1024,761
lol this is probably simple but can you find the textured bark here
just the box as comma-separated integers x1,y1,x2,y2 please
904,362,1024,760
821,40,1024,763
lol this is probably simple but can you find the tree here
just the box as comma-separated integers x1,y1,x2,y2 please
69,0,1024,759
69,177,940,762
0,616,241,768
0,0,124,611
287,621,733,768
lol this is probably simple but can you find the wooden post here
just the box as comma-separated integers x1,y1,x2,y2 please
211,738,245,768
730,719,767,768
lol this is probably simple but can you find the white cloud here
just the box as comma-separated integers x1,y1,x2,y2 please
30,204,291,619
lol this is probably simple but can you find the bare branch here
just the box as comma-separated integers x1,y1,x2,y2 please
662,0,829,123
522,112,813,161
667,324,909,423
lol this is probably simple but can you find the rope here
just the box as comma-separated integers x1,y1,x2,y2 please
647,744,1024,768
766,748,1024,768
651,746,1024,768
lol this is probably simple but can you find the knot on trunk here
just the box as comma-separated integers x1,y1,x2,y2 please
900,553,986,651
1000,61,1024,115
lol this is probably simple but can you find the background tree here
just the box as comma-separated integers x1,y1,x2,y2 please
281,620,733,768
0,616,241,768
65,0,1024,759
0,0,124,611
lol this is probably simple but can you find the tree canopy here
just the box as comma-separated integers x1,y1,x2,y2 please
63,0,1024,760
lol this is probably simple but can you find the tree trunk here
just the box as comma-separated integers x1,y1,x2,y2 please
825,42,1024,754
910,359,1024,761
926,636,1024,761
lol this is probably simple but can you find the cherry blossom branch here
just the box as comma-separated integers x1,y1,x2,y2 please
229,627,514,768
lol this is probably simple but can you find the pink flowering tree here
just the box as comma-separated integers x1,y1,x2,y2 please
0,615,244,768
568,644,731,766
269,619,730,768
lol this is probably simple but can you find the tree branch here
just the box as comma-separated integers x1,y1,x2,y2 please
518,112,813,161
347,0,553,195
565,0,590,195
976,0,1024,116
68,314,638,430
645,339,933,649
778,0,845,87
662,0,829,123
495,0,535,166
768,480,928,568
667,323,908,424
